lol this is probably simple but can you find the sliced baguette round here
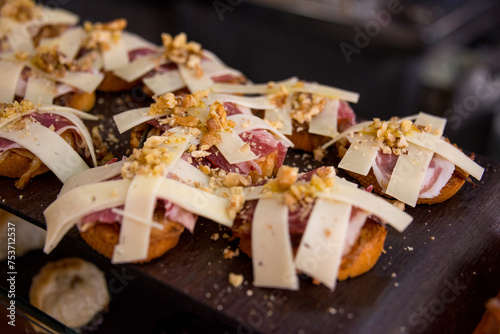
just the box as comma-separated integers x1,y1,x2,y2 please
29,257,109,329
336,139,470,205
0,130,77,188
97,71,141,92
232,219,387,281
54,91,96,112
79,212,185,263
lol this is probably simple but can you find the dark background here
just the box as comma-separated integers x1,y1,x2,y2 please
50,0,500,159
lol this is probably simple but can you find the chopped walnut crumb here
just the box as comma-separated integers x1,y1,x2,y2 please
210,233,219,241
1,0,39,21
222,172,251,187
264,166,335,210
313,146,326,161
223,247,240,259
121,135,181,178
228,186,245,219
84,18,127,51
162,32,203,77
0,100,34,119
290,92,327,124
228,272,244,288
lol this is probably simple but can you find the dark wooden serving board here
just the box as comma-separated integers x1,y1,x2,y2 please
0,91,499,334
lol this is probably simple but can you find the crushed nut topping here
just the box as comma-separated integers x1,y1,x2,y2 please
228,186,245,219
0,100,34,119
83,18,127,51
121,135,181,178
263,166,335,210
290,93,327,124
31,46,86,76
161,32,203,77
267,82,328,124
0,0,39,22
363,117,416,155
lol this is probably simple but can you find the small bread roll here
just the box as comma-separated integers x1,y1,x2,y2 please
29,258,109,329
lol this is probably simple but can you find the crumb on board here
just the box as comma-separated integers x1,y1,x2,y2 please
229,273,244,288
223,247,240,259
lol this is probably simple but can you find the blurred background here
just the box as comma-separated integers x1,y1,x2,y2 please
58,0,500,159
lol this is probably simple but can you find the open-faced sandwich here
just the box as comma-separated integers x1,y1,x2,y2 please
43,133,238,263
323,112,484,206
0,0,79,53
0,100,98,188
0,0,104,111
231,165,413,290
78,18,159,92
109,32,246,96
211,77,359,152
113,90,293,182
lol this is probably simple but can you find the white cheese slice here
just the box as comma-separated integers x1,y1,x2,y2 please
227,114,294,147
112,175,162,263
178,64,214,92
406,131,484,180
338,134,379,176
43,179,131,254
201,49,243,78
205,93,275,110
321,121,373,149
294,199,351,290
211,77,299,94
36,108,98,167
290,83,359,103
37,7,79,26
0,121,89,182
169,159,210,187
121,31,157,53
102,38,130,71
28,65,104,93
60,161,125,196
252,198,299,290
6,28,35,53
414,112,447,135
215,130,258,164
37,105,99,121
201,60,242,79
156,178,232,227
142,70,185,96
0,105,97,130
58,27,86,60
308,98,339,138
318,179,413,232
385,143,434,207
264,107,293,136
113,107,154,133
0,60,24,102
24,76,55,105
113,54,158,82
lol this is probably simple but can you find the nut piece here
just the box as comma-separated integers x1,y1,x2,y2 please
228,272,244,288
276,166,298,190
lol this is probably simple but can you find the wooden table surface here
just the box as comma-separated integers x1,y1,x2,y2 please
0,92,499,334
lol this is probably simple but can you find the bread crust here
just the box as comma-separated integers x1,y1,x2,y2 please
97,71,141,92
80,217,185,263
285,121,331,152
0,130,77,188
54,91,96,112
336,138,469,205
233,219,387,281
